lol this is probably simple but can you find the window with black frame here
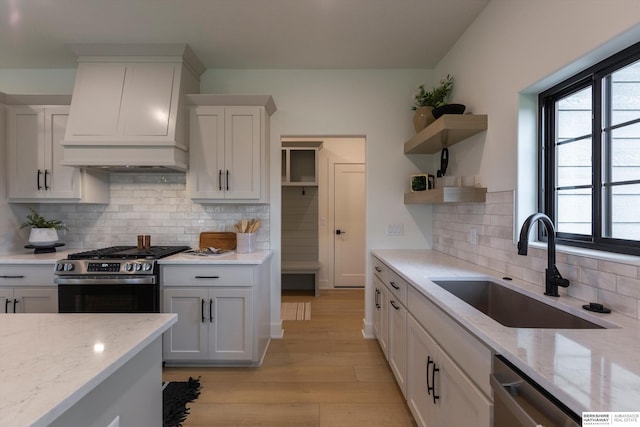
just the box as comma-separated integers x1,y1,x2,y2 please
539,42,640,255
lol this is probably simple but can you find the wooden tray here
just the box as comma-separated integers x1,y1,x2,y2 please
199,232,237,250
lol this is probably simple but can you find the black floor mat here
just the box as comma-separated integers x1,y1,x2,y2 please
163,377,201,427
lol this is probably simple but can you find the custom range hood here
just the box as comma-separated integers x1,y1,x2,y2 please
62,44,205,172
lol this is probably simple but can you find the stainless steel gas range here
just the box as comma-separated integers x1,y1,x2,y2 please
54,246,190,313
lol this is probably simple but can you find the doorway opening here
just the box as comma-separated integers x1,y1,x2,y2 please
280,136,366,296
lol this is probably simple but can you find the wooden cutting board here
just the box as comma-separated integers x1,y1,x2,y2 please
199,232,237,250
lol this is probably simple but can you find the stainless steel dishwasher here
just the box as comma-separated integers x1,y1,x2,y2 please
491,355,581,427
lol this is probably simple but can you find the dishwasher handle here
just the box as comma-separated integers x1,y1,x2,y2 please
490,374,543,427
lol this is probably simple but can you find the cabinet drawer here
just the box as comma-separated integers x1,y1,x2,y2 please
408,285,492,397
0,265,55,286
372,256,386,280
161,265,254,286
386,269,407,305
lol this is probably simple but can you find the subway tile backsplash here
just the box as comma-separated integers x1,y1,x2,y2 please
36,173,270,251
433,190,640,320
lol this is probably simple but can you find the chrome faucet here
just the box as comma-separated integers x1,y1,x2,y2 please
517,213,569,297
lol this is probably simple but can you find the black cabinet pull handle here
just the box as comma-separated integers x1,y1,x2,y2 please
13,298,19,313
44,169,50,190
37,169,42,190
0,275,25,279
4,298,9,313
374,288,380,308
226,170,230,191
431,364,440,404
195,275,220,279
390,300,400,310
201,299,205,322
390,281,400,290
426,356,433,395
209,298,213,322
375,266,382,272
218,170,222,191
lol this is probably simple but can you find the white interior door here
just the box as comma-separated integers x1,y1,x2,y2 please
333,163,365,287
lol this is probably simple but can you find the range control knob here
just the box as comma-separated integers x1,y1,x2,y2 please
64,263,74,272
124,263,133,272
134,263,142,271
142,263,153,271
55,263,65,271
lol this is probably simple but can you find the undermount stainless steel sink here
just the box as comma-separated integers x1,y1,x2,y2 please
432,280,605,329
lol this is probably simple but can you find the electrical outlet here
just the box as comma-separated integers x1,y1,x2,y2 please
469,228,478,245
386,223,404,236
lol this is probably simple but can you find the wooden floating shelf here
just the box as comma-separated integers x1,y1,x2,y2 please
404,114,488,155
404,187,487,204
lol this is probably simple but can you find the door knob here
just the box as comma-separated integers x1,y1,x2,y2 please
336,229,346,235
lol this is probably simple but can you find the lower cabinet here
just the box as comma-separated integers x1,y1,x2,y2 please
161,261,271,366
163,287,253,361
407,315,492,427
373,274,389,357
371,254,492,427
388,292,407,396
0,287,58,313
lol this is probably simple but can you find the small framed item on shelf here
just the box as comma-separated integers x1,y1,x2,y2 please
410,174,435,192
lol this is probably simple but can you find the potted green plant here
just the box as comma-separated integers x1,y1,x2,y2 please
411,74,455,132
20,208,67,247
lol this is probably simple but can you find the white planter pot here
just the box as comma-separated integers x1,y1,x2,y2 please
29,228,59,247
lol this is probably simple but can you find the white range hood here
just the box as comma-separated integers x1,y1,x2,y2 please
61,44,205,172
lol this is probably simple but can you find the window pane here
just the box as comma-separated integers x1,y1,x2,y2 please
557,87,592,139
610,59,640,126
606,184,640,239
557,188,592,234
609,124,640,182
557,138,592,187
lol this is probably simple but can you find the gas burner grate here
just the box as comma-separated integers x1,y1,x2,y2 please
68,245,191,260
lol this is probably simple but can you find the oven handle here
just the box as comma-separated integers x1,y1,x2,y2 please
54,277,157,285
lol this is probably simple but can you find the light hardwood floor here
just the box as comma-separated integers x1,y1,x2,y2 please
163,289,417,427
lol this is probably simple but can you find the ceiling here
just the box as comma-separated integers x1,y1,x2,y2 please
0,0,489,69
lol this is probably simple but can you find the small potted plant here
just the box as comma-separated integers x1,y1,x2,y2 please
21,208,67,247
411,75,464,131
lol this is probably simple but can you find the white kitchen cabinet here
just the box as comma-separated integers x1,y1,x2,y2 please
6,105,109,203
188,105,268,202
0,264,58,313
161,262,271,366
371,256,408,396
407,314,492,427
373,274,389,357
163,286,253,361
1,287,58,313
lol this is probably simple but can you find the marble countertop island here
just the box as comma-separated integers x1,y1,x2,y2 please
0,313,176,426
372,249,640,415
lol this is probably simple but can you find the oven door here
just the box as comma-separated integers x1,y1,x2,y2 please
56,277,159,313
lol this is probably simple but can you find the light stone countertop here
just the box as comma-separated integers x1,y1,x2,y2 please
0,249,273,265
0,249,77,264
159,250,272,265
372,249,640,415
0,313,176,427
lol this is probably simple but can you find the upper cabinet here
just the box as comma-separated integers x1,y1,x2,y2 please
282,146,318,186
186,95,276,203
6,104,109,203
404,114,487,155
